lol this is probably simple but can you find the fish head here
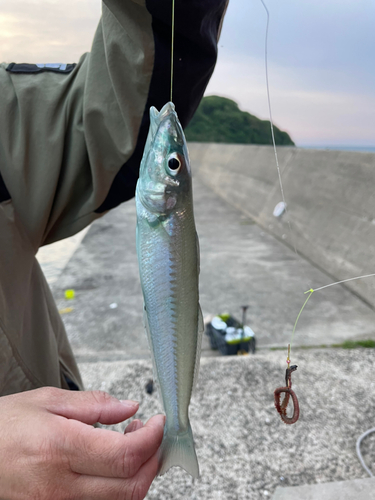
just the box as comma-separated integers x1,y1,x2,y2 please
137,102,191,215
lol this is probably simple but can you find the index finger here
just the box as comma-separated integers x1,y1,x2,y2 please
65,414,165,479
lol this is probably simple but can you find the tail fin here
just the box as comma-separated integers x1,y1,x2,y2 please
157,422,199,478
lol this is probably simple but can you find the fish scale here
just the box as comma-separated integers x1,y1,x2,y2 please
136,102,203,478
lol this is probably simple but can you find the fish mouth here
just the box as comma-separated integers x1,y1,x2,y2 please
149,102,180,141
150,102,176,124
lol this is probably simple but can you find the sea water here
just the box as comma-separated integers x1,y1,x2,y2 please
299,145,375,153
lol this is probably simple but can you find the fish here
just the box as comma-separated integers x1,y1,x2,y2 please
135,101,203,478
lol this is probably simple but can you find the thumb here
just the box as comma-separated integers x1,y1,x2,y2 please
42,388,139,425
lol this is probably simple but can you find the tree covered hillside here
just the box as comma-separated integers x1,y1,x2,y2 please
185,96,295,146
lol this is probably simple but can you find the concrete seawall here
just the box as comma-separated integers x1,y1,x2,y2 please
189,143,375,308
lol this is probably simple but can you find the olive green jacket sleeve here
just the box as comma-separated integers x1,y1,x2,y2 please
0,0,155,249
0,0,157,393
0,0,228,395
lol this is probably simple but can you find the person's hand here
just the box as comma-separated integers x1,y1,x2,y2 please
0,387,165,499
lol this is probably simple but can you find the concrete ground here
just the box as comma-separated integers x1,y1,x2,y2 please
40,164,375,499
79,349,375,500
273,477,375,500
190,144,375,308
51,175,375,363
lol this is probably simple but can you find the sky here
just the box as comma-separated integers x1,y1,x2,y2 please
0,0,374,147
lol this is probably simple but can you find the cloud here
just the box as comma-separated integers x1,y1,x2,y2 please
0,0,374,146
206,51,375,146
0,0,101,63
208,0,375,146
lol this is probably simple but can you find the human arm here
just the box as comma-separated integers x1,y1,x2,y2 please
0,0,229,248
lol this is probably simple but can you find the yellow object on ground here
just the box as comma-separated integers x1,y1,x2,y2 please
59,307,74,315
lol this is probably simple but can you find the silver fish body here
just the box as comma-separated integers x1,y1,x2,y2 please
135,102,203,478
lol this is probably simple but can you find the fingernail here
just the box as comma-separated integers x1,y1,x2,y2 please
132,419,143,431
120,400,139,408
156,414,166,428
124,419,143,434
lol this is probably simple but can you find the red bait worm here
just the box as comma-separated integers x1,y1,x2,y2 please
274,364,300,424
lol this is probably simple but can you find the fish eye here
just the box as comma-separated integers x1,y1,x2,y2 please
167,156,181,176
168,158,180,170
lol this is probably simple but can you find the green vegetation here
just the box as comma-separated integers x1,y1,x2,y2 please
185,95,295,146
333,339,375,349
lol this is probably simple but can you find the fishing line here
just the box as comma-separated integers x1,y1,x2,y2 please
170,0,175,102
290,289,314,349
259,0,298,258
289,273,375,351
258,2,375,356
260,0,306,358
308,273,375,293
260,3,375,447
